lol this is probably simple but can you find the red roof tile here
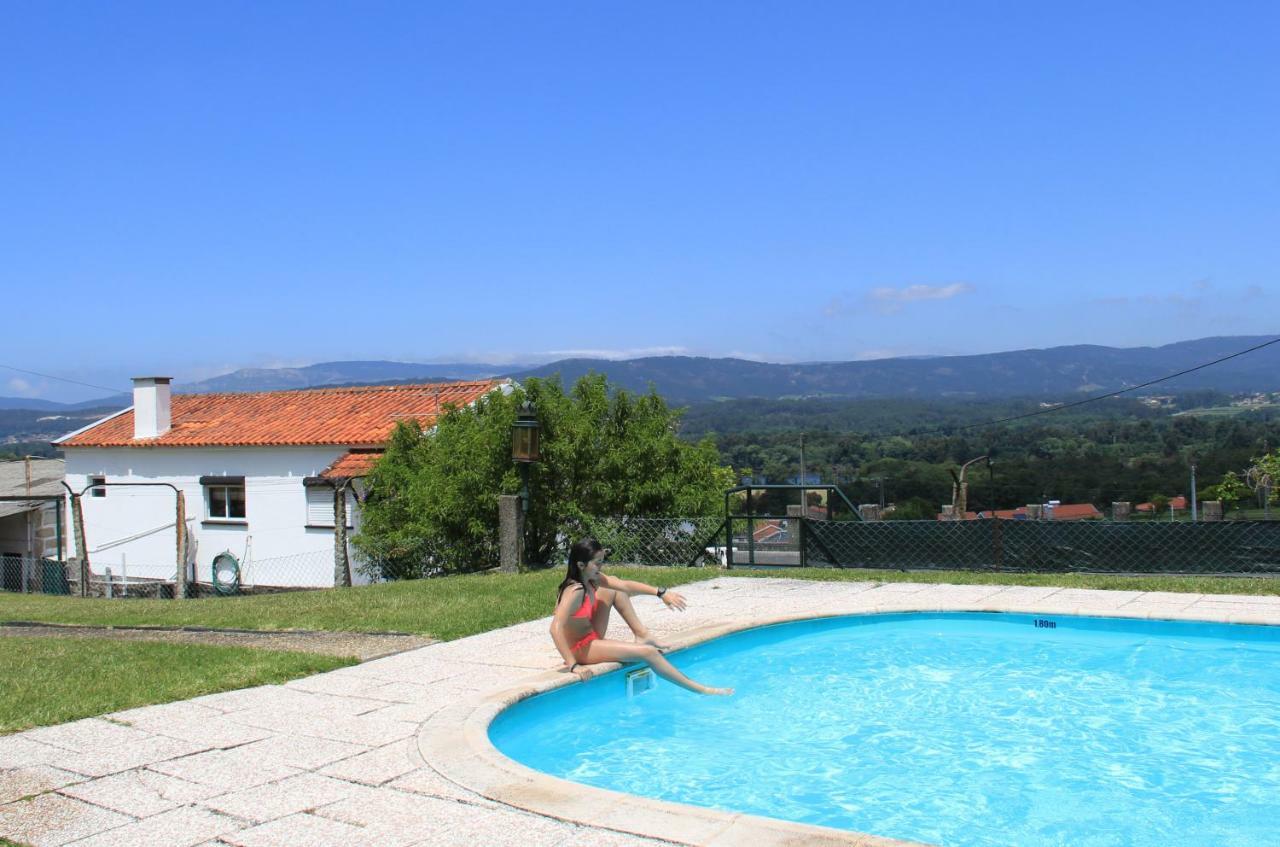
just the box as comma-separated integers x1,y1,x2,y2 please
943,503,1103,521
59,381,504,448
321,450,384,479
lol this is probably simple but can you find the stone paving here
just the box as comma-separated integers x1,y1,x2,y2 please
2,577,1279,847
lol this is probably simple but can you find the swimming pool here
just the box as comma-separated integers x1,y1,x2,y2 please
490,612,1280,847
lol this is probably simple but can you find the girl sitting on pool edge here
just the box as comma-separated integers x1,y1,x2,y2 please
550,538,733,696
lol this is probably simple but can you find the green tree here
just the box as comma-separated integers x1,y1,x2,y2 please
1207,470,1249,512
354,374,734,576
1245,448,1280,507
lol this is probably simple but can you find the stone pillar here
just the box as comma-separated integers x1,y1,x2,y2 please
498,494,523,573
34,503,58,558
1025,504,1043,521
333,482,351,588
1201,500,1223,522
858,504,881,521
1112,502,1131,522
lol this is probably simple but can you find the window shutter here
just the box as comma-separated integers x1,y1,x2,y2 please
306,486,334,526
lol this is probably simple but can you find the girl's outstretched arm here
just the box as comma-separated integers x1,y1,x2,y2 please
597,573,687,611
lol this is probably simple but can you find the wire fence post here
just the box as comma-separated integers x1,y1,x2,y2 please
175,491,187,599
70,493,89,597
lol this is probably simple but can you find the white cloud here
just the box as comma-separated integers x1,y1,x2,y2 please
541,346,693,360
868,283,974,307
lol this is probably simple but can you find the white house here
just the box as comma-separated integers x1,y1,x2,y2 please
56,377,504,591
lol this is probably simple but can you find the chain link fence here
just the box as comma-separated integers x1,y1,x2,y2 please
0,548,360,599
582,516,726,567
803,518,1280,575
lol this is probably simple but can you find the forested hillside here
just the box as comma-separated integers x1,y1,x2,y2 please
682,392,1280,517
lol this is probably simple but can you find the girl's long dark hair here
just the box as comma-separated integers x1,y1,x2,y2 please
557,537,604,602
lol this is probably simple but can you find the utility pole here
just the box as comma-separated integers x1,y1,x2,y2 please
799,433,806,482
871,476,888,509
1190,463,1197,523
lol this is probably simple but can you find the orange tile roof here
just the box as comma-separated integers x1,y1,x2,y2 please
59,380,505,448
943,503,1103,521
321,450,384,479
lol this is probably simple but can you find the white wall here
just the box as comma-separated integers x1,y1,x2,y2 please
63,446,366,588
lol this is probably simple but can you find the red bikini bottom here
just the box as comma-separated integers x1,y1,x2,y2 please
571,630,600,654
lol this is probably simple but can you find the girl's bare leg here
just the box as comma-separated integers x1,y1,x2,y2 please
580,639,732,696
594,588,671,649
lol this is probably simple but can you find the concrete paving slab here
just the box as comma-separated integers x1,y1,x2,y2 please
119,716,274,751
58,769,218,818
192,686,387,718
228,710,418,748
234,734,369,771
316,740,421,787
61,804,244,847
0,792,133,847
148,748,301,791
58,735,210,779
386,767,496,806
221,811,393,847
201,772,363,823
0,766,83,805
106,702,224,727
24,720,155,754
0,736,68,769
312,788,472,841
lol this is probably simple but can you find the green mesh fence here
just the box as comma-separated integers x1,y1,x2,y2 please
803,519,1280,575
582,516,726,567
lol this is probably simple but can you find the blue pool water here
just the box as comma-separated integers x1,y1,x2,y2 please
490,613,1280,847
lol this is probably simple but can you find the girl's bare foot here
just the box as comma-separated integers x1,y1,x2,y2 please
637,634,673,651
699,685,734,696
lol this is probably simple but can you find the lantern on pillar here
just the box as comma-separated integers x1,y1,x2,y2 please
511,400,540,514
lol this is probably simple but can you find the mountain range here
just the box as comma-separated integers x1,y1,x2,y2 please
4,336,1277,412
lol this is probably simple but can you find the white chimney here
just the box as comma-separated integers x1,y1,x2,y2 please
133,377,172,439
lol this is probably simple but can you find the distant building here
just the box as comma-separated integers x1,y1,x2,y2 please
941,503,1103,521
786,473,823,486
1136,496,1187,513
0,457,64,591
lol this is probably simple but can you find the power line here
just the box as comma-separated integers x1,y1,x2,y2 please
907,336,1280,439
0,364,127,396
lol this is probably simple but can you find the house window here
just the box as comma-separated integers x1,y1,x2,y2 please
90,475,106,497
200,476,246,521
304,481,353,528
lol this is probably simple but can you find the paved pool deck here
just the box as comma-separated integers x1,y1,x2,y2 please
3,577,1279,847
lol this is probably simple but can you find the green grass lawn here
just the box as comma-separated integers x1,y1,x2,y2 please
2,567,1277,641
0,637,353,735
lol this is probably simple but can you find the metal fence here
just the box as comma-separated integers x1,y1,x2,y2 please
582,516,727,567
802,518,1280,576
0,548,359,599
1,556,72,595
579,514,1280,576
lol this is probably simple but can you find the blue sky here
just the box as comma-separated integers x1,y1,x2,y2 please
3,2,1278,401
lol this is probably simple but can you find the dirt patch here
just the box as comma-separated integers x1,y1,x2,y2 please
0,622,434,661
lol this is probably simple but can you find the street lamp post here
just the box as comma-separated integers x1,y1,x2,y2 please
507,400,541,570
950,455,989,518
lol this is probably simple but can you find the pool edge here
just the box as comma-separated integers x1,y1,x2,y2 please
417,601,1280,847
